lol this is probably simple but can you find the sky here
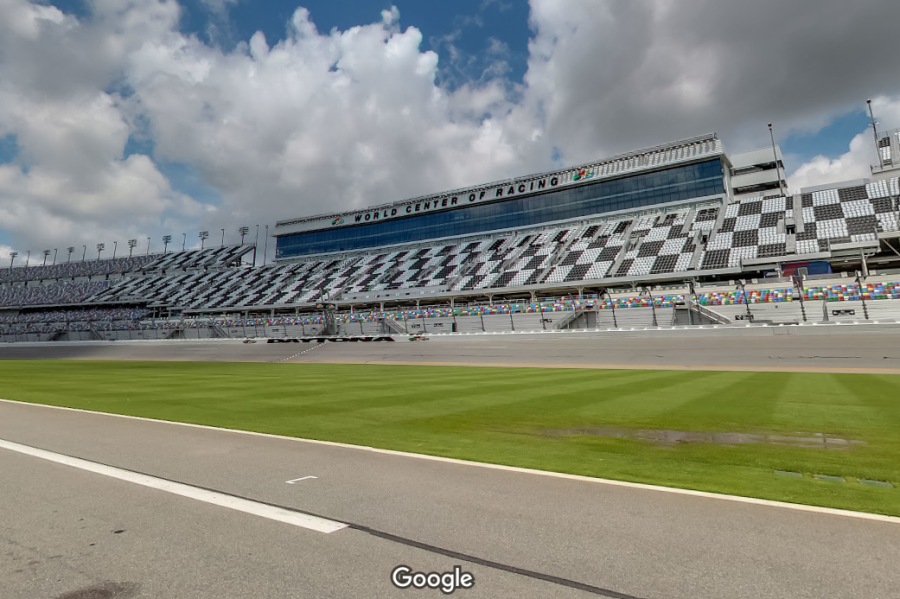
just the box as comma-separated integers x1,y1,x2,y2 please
2,0,900,264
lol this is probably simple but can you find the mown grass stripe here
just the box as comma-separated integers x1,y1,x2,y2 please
0,360,898,516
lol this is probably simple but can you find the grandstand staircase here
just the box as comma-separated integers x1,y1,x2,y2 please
482,236,526,288
688,231,706,270
671,302,726,325
554,309,589,330
692,304,731,325
163,328,183,340
537,226,586,283
681,208,697,237
607,220,639,276
785,233,797,255
383,318,406,335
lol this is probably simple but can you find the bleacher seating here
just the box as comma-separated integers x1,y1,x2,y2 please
794,183,898,254
2,179,899,318
0,281,109,307
0,307,151,325
7,277,900,339
0,255,156,283
141,245,254,272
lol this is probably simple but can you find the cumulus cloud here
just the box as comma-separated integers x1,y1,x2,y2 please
123,6,530,233
786,95,900,192
520,0,900,164
2,0,900,263
787,132,877,192
0,0,201,258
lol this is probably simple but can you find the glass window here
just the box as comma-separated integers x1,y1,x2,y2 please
275,159,724,258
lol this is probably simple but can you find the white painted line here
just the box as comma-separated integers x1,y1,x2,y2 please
0,437,346,534
286,476,318,484
2,399,900,525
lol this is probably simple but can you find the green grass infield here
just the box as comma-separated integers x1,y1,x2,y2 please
1,360,899,516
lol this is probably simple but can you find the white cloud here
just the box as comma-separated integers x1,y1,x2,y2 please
0,0,208,257
519,0,900,164
787,132,877,193
1,0,900,264
123,5,534,234
786,94,900,192
200,0,238,14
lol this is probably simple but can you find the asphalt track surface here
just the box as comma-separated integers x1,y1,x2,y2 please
3,327,900,598
2,400,900,599
3,324,900,373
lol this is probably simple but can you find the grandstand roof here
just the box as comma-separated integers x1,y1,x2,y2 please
729,146,783,169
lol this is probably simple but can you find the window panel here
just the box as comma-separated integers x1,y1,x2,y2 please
278,159,725,256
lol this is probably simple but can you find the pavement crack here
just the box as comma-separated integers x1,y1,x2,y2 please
352,524,648,599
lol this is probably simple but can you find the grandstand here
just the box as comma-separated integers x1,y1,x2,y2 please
3,132,900,341
0,255,156,283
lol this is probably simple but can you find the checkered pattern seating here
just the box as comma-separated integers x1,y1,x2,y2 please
794,179,899,254
46,177,900,312
700,196,789,269
142,245,254,272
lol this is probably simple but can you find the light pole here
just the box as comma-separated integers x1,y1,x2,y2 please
239,226,249,245
685,280,697,326
146,237,151,255
791,274,807,323
66,247,74,263
736,280,753,322
868,100,883,169
253,224,259,266
42,250,50,267
96,243,105,261
112,241,118,259
182,233,186,251
640,286,659,327
163,235,172,253
52,248,58,265
8,252,17,271
599,288,617,328
127,239,137,257
221,228,225,248
263,225,268,266
81,245,87,262
855,271,870,321
768,123,785,197
538,297,546,330
199,231,209,249
25,250,30,267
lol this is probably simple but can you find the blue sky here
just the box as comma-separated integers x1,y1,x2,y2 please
205,1,532,85
781,110,874,170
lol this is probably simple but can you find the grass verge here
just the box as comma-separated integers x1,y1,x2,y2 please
1,360,899,515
